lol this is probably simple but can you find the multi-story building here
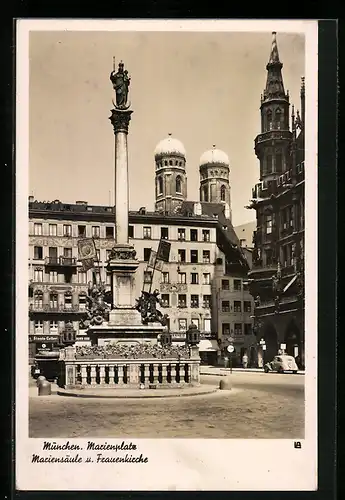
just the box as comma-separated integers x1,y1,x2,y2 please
247,32,305,367
234,221,256,250
29,130,255,365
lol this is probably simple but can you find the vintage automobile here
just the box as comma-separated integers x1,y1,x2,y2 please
264,354,298,374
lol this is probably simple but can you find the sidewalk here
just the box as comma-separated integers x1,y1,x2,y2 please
200,366,305,376
57,384,218,399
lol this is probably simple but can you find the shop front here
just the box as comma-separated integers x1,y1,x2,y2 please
29,334,60,361
198,339,218,365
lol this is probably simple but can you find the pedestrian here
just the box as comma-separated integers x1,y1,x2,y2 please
242,353,248,369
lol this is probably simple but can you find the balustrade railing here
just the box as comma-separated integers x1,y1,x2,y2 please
59,357,200,389
45,256,77,266
29,304,82,313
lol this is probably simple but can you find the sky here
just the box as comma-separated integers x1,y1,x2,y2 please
28,28,305,226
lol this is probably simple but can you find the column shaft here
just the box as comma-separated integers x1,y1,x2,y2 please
115,131,129,244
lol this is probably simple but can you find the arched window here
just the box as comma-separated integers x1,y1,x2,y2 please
49,292,58,309
164,160,168,166
275,108,282,129
158,176,163,195
169,160,173,166
176,175,182,193
267,109,273,131
220,185,226,202
203,185,209,202
34,291,43,308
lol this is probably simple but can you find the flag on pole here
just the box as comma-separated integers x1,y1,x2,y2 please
78,238,97,271
147,250,157,269
81,258,95,272
157,239,171,262
147,249,165,272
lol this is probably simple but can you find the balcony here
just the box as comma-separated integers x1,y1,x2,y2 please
281,264,295,278
45,257,77,267
255,130,292,149
249,263,277,274
29,304,83,313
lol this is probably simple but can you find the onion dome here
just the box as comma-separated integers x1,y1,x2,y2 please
154,133,186,159
199,145,229,167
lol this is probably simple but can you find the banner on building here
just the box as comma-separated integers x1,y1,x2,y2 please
147,250,164,272
78,238,97,270
157,239,171,262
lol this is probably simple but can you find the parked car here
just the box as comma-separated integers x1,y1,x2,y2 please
264,355,298,374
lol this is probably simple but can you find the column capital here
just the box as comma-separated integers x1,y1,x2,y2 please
109,108,133,134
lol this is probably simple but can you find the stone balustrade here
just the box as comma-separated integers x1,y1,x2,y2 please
58,346,200,389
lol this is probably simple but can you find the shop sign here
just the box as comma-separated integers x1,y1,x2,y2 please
29,335,59,343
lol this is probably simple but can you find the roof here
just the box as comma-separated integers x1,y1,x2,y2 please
199,147,229,167
180,200,249,269
154,134,186,158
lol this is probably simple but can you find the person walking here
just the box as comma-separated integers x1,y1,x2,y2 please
242,353,248,369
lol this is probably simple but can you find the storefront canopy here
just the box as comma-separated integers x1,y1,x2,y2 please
198,339,218,352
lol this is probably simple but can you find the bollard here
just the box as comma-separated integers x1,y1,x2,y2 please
36,375,46,387
38,380,51,396
219,377,232,391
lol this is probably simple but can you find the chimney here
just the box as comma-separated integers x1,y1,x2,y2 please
28,195,34,203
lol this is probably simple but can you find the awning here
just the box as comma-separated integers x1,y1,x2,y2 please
199,339,218,352
283,274,298,293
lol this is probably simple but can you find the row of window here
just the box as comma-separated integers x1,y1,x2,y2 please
34,321,60,330
176,318,211,332
33,292,87,307
145,227,210,242
221,300,252,313
156,160,184,168
222,323,253,336
32,223,212,243
157,175,183,195
159,294,212,309
160,271,211,285
262,204,304,237
221,279,245,291
32,319,253,336
259,241,298,268
33,223,114,239
32,269,102,284
32,245,212,265
201,184,227,203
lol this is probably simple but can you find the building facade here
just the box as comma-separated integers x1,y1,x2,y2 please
28,137,255,365
247,32,305,368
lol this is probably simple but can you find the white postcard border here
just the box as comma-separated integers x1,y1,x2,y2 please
16,18,318,491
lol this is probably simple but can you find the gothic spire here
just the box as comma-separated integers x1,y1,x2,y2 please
268,31,281,65
263,32,287,102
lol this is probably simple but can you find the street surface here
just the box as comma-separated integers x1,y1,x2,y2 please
29,371,304,439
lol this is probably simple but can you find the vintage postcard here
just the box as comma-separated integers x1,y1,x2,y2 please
16,19,318,491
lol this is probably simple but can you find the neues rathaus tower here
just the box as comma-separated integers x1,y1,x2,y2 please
248,32,305,369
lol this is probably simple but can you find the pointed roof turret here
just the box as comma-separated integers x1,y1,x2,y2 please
268,32,281,66
263,32,288,102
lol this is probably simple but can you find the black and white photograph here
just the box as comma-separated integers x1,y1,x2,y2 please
16,19,318,491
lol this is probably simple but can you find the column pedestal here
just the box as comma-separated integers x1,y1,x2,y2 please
107,243,142,326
